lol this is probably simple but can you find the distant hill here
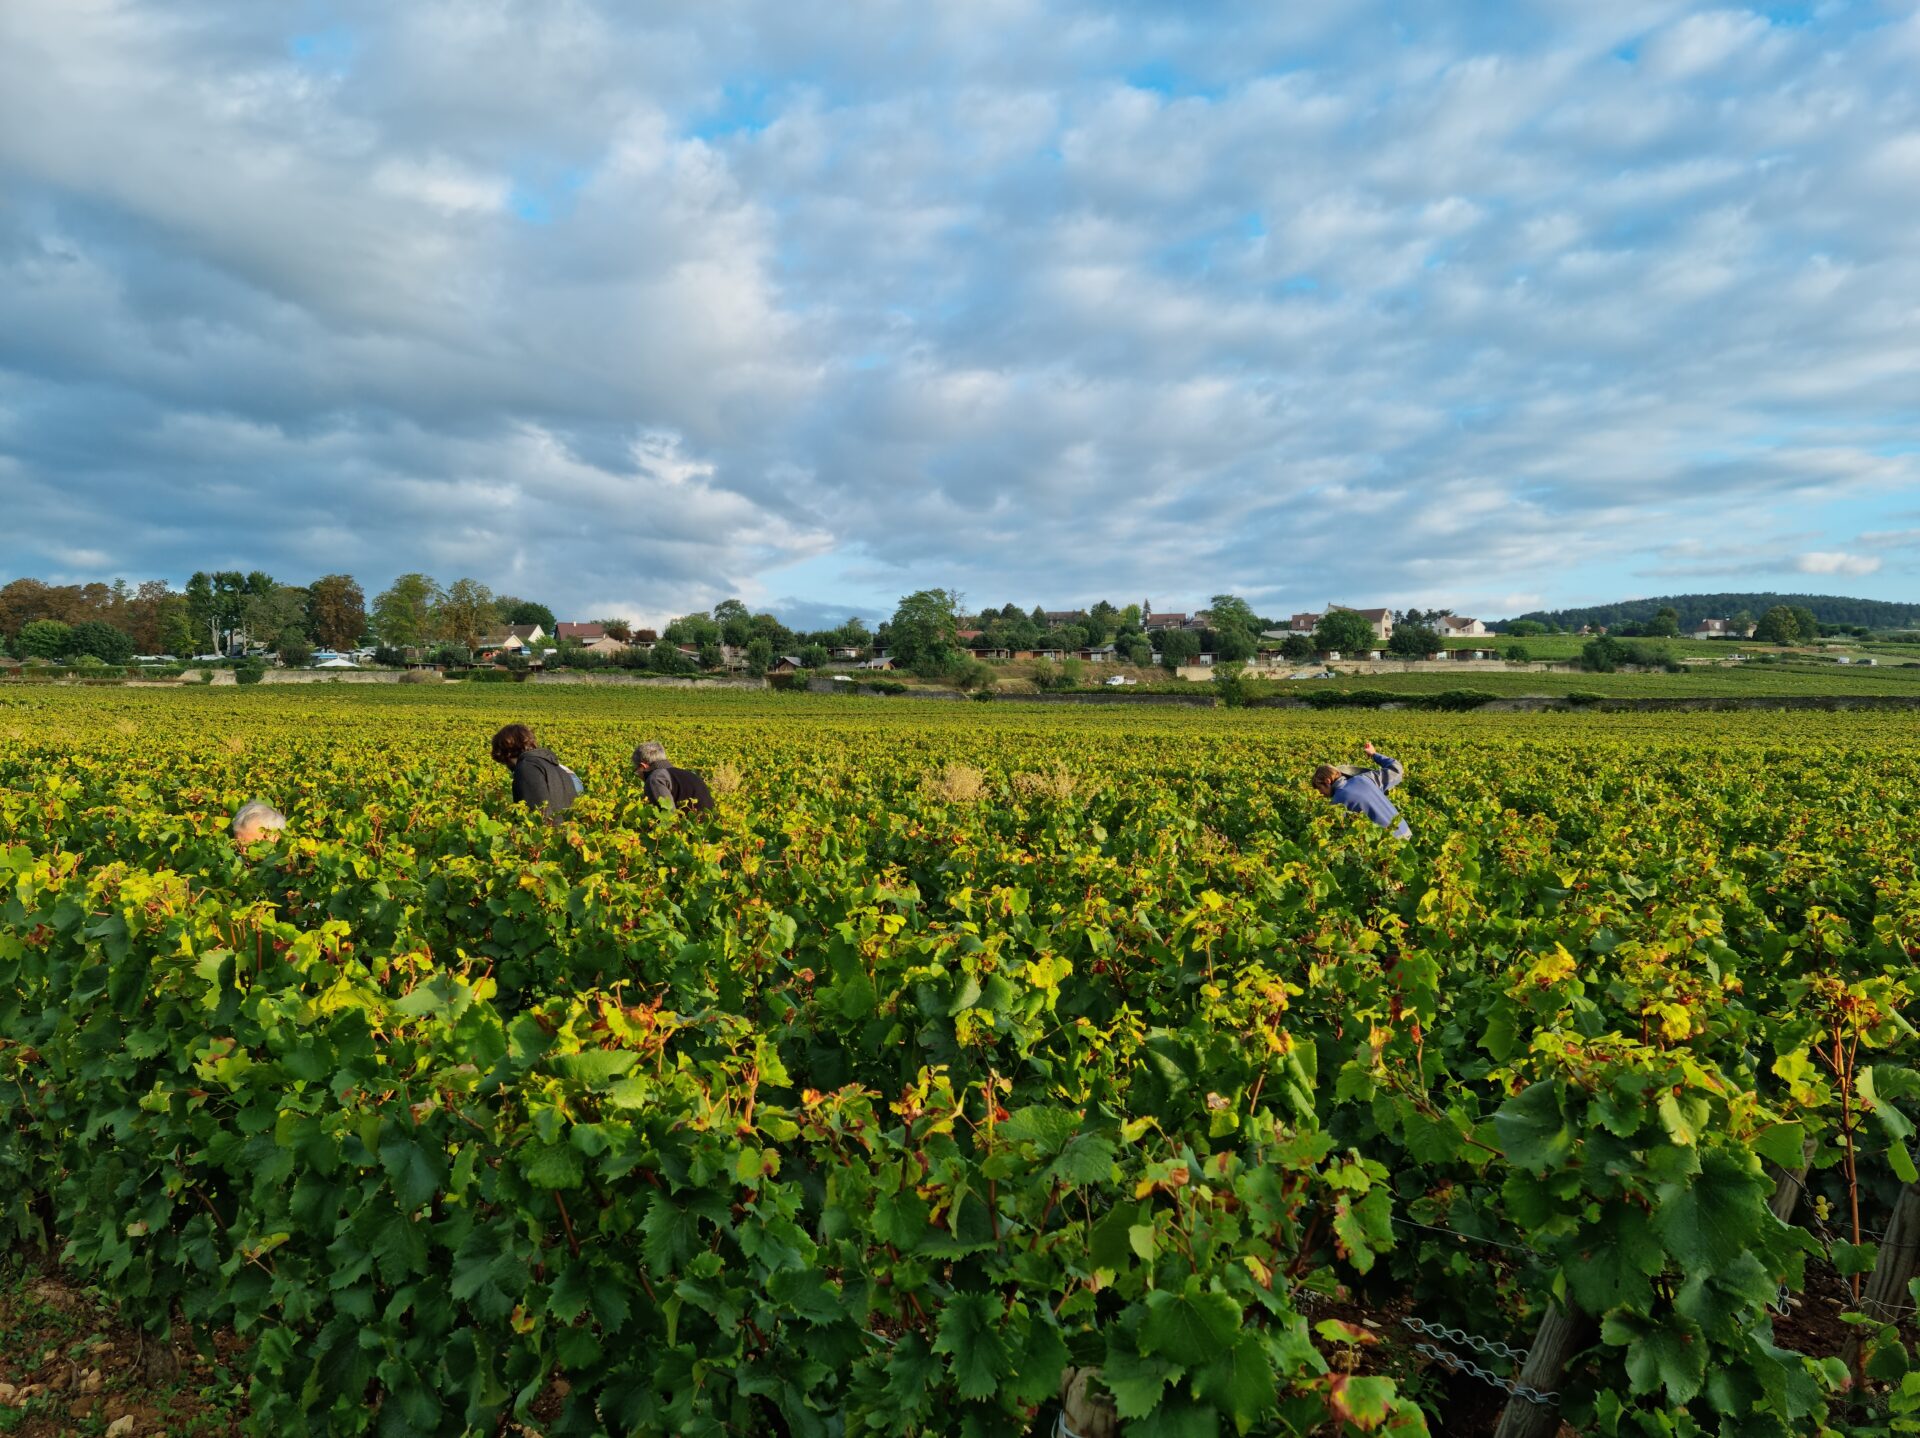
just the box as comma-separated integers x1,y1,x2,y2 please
1508,592,1920,631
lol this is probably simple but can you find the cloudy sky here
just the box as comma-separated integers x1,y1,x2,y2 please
3,0,1919,625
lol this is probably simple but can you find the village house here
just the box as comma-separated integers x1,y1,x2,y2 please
1328,605,1395,642
475,623,546,659
553,622,606,643
1691,617,1756,640
1436,615,1488,637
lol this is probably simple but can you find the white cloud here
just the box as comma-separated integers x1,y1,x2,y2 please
1,0,1918,617
1797,551,1883,577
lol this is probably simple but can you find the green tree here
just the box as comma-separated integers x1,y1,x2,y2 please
17,619,72,659
1505,643,1530,662
665,613,722,647
158,605,197,658
1790,606,1820,644
697,642,725,671
1388,623,1441,658
1506,619,1547,637
1280,634,1314,662
306,575,367,649
1124,636,1154,666
889,590,963,675
277,633,315,667
800,643,831,670
1214,627,1257,663
1207,595,1261,633
1312,609,1376,654
744,638,774,675
66,620,134,665
1644,607,1681,638
186,570,249,653
1158,629,1202,670
432,579,496,649
372,574,443,648
1754,605,1800,645
1730,608,1754,636
246,584,309,649
499,598,556,631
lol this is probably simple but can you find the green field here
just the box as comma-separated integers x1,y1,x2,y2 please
1267,660,1920,698
5,686,1919,1437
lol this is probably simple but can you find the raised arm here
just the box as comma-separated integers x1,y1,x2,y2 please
1364,740,1405,791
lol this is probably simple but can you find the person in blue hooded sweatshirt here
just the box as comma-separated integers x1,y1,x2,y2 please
1313,741,1411,838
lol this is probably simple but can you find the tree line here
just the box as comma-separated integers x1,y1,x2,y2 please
878,591,1454,681
1517,591,1918,633
0,572,562,666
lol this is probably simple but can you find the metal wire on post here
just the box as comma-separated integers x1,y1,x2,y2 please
1400,1316,1559,1408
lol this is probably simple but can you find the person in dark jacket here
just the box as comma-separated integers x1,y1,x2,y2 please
491,723,578,821
1312,741,1411,838
633,740,715,813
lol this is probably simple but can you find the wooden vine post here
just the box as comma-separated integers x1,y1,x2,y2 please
1491,1301,1594,1438
1844,1182,1920,1370
1766,1140,1814,1224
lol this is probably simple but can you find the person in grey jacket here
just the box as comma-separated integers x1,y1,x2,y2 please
491,723,578,821
1312,741,1411,838
633,740,715,813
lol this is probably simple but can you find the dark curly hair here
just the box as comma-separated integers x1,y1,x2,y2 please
490,722,536,766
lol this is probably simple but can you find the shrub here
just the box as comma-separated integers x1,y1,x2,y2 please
707,762,744,796
277,633,315,668
17,619,73,660
1566,692,1606,706
1212,662,1255,708
925,763,987,803
1012,768,1076,801
1416,689,1497,711
1300,690,1394,708
68,620,136,665
951,660,997,692
1504,644,1529,662
235,659,268,685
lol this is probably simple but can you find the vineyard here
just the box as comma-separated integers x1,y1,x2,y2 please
3,686,1919,1438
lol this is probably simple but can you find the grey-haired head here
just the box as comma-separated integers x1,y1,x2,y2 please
230,800,287,846
632,740,669,771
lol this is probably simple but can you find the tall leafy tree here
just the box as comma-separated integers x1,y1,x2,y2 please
1312,609,1377,653
371,574,443,647
1754,605,1800,645
68,620,135,665
246,584,308,650
17,619,73,659
307,575,368,649
1389,623,1442,657
434,578,497,649
1158,629,1202,669
496,597,556,631
186,571,250,653
888,590,963,674
1207,595,1261,633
